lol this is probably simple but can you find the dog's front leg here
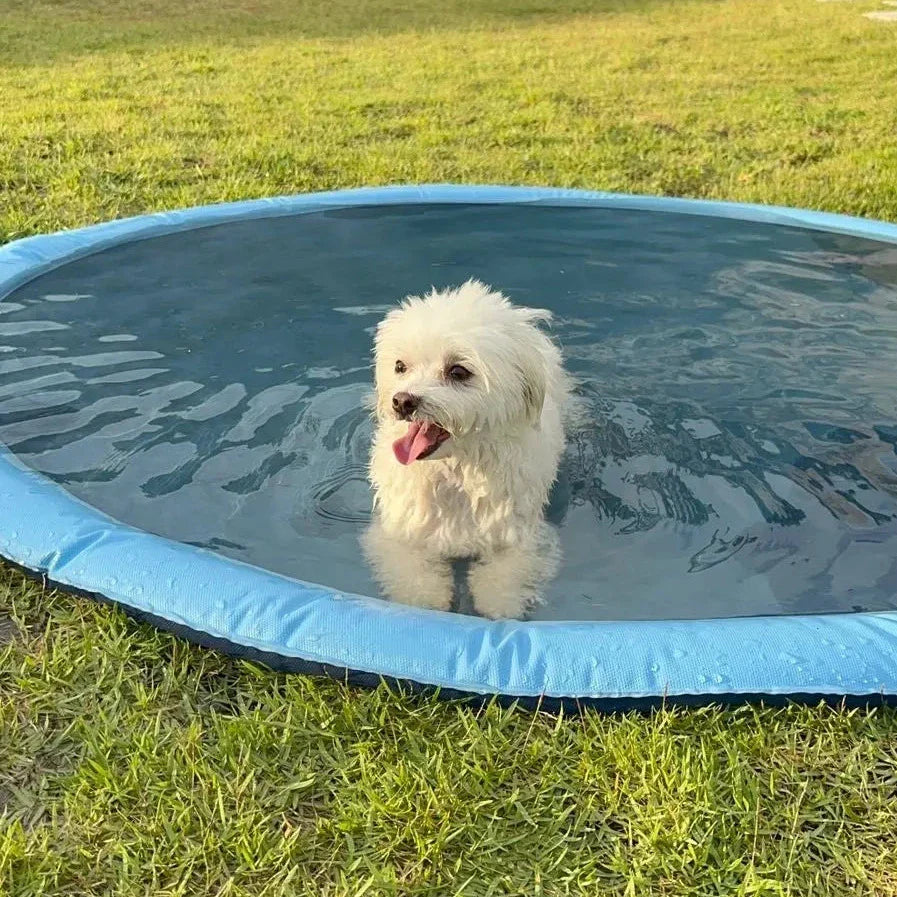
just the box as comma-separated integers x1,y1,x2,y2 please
361,522,453,611
468,524,560,620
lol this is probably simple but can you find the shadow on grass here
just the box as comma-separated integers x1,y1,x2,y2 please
2,0,718,66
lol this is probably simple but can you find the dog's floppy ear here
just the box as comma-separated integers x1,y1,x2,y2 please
516,354,547,427
373,363,392,421
368,383,390,422
513,306,553,427
372,316,397,421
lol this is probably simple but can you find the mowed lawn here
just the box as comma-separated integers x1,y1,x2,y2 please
2,0,897,894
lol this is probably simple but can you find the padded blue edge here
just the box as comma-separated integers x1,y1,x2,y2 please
2,183,897,703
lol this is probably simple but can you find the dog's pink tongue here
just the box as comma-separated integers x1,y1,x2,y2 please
393,421,439,465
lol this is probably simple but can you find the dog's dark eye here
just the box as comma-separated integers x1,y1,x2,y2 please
447,364,472,382
394,360,406,374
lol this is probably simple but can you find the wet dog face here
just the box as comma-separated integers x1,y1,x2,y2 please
372,281,552,464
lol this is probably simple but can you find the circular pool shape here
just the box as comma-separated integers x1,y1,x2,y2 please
3,185,897,709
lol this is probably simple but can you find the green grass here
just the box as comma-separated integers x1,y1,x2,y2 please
3,569,897,897
2,0,897,893
2,0,897,243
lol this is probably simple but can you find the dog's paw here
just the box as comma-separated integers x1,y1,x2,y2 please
388,574,453,612
468,560,536,620
361,524,453,611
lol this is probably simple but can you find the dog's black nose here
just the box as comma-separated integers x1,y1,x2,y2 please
392,391,419,420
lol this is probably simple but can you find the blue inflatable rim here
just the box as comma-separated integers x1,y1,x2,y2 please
3,184,897,708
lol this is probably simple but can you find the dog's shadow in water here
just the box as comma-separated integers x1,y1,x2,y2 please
448,560,477,616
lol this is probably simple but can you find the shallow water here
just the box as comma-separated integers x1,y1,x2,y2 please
2,203,897,620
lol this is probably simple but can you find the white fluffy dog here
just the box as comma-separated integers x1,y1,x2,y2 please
362,280,570,619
